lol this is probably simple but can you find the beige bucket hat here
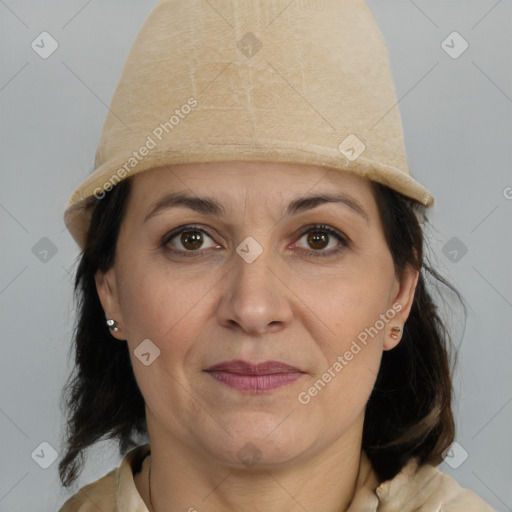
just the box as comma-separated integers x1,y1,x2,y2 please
63,0,435,250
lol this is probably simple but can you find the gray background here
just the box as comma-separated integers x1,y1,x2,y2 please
0,0,511,510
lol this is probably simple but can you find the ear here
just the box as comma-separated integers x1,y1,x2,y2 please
95,267,126,340
383,264,420,351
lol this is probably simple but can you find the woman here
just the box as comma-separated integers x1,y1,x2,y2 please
58,0,496,510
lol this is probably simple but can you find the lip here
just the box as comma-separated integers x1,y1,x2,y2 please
205,360,303,374
204,359,305,393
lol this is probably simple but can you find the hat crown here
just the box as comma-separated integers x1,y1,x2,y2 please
96,0,406,170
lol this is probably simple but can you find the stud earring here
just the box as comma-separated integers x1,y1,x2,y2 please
390,326,402,340
106,319,120,333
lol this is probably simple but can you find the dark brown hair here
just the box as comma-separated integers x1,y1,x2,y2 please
58,174,462,487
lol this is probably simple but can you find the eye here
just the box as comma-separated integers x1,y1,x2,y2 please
162,225,219,256
294,224,349,257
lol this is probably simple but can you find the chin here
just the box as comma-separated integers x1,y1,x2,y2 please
196,417,317,469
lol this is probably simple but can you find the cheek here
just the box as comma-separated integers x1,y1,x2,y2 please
116,262,211,427
117,259,215,356
300,253,394,422
298,263,395,357
299,335,383,428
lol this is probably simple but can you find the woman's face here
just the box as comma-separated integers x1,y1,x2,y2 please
96,161,418,467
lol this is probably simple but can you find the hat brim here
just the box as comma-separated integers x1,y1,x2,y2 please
63,138,434,250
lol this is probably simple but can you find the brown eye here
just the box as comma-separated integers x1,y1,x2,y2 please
306,231,330,251
295,224,349,258
180,230,204,250
163,226,219,256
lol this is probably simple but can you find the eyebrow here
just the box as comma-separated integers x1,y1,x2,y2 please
143,191,370,224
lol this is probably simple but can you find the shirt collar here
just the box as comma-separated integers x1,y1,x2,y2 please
116,442,151,511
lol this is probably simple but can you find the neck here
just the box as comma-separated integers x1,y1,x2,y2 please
141,412,367,512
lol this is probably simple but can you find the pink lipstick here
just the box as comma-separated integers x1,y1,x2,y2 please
204,360,305,392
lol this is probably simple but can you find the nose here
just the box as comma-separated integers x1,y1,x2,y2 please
216,242,294,336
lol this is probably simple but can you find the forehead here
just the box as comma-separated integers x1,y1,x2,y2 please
129,161,377,207
115,161,388,246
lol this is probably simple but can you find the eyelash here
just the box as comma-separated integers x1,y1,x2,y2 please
161,224,349,259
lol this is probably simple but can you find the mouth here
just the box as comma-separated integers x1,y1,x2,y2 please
203,360,306,393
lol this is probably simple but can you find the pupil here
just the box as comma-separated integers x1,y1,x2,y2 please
308,231,328,250
182,231,203,250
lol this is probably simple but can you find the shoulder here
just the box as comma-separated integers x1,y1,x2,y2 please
58,443,151,512
58,469,118,512
375,457,497,512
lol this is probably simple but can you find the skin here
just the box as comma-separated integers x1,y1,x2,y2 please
95,161,419,512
